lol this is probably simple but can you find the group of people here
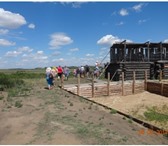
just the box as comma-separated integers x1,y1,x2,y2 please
46,62,102,90
46,66,70,90
73,62,101,78
73,65,91,78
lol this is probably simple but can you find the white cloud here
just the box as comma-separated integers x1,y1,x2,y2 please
0,29,9,35
49,33,73,49
116,21,124,26
0,8,27,29
5,50,22,57
86,53,94,57
72,2,84,8
61,2,86,8
28,23,35,29
100,47,107,51
97,34,132,47
52,51,61,56
133,3,143,12
5,46,34,58
22,51,48,61
70,48,79,52
37,51,43,55
22,54,28,57
97,35,121,46
133,3,147,12
119,8,129,16
52,58,64,62
164,39,168,43
18,46,33,53
138,19,147,24
0,39,16,46
111,11,117,16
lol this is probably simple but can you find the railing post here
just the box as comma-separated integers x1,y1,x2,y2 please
161,83,163,95
159,70,162,82
77,74,80,95
132,71,135,94
107,72,110,96
61,74,64,88
92,73,95,98
144,70,147,90
122,72,124,96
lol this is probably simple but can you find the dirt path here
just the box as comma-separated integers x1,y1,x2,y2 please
0,79,167,144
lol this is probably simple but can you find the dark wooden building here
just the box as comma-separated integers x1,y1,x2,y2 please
105,41,168,80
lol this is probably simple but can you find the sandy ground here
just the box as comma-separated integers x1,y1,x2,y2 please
0,78,168,144
90,91,168,130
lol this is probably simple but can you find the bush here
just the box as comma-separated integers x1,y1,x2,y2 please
11,71,45,79
0,73,25,89
0,96,4,100
15,101,23,108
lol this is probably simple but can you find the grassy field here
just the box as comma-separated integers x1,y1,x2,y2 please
0,69,168,144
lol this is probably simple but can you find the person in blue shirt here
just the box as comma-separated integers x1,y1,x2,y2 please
46,67,54,90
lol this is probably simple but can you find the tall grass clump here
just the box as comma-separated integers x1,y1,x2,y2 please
0,73,25,89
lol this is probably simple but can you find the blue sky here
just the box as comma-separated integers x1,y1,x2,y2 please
0,1,168,69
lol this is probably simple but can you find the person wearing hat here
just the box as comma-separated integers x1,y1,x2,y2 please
46,67,54,90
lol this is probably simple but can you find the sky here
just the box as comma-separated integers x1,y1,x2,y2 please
0,1,168,69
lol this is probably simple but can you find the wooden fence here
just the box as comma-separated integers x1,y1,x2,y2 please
63,71,147,98
146,81,168,97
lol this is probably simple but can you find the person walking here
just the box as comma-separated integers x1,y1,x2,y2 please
63,66,70,80
57,65,63,79
46,67,54,90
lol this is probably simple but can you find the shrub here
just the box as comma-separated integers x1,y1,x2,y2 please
0,96,4,100
144,107,168,122
15,101,23,108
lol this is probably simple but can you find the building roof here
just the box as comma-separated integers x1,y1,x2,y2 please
111,42,168,49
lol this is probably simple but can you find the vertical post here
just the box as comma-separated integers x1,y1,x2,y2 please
122,72,124,96
161,83,163,95
159,70,162,82
61,74,64,88
147,42,150,62
160,42,163,60
124,41,126,62
92,74,95,98
107,72,110,96
77,74,80,95
144,70,147,90
132,71,135,94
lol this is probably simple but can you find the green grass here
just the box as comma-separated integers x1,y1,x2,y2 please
110,109,117,114
144,106,168,123
0,96,4,100
15,100,23,108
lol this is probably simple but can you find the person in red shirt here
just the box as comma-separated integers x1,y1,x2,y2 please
57,65,63,79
